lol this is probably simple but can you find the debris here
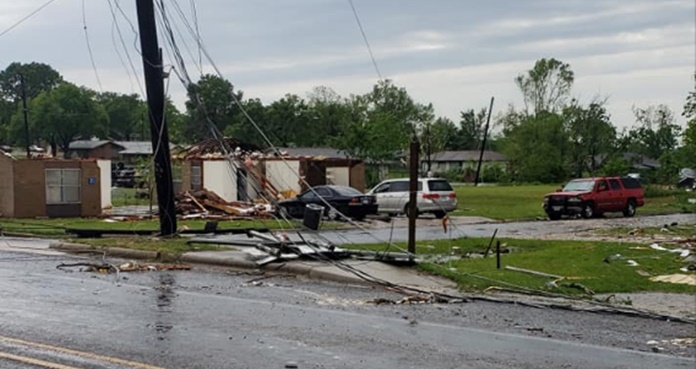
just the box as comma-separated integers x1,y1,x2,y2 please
504,266,563,279
627,228,644,236
636,270,651,277
625,260,639,267
175,189,273,219
526,327,544,332
56,262,190,274
651,346,664,353
649,243,667,251
558,282,594,295
603,254,622,263
650,274,696,286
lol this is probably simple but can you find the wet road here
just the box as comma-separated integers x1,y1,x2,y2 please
0,248,694,368
316,213,696,245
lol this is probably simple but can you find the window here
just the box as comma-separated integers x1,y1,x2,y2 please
390,181,423,192
373,183,391,194
191,163,202,191
315,187,332,198
46,169,81,204
597,180,609,191
562,180,595,192
427,180,453,191
300,191,317,201
609,179,621,190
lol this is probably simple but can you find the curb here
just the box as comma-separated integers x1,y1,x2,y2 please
49,241,366,286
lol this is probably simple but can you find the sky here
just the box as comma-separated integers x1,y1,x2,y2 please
0,0,694,131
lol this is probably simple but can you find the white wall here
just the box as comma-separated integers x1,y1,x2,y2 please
265,160,301,194
327,167,350,187
97,160,112,209
203,160,237,202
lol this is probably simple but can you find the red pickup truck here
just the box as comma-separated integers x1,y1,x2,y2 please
543,176,644,220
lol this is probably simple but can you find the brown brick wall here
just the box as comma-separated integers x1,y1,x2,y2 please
349,162,366,192
181,161,192,192
13,160,46,218
0,155,14,217
81,161,102,217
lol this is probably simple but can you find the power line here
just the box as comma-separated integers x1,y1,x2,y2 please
347,0,384,82
0,0,58,39
81,0,103,92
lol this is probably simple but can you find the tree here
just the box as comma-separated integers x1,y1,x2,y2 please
515,58,574,116
307,86,350,142
266,94,311,146
563,99,616,176
500,112,569,183
223,98,268,146
12,82,108,157
624,105,681,160
97,92,146,141
185,74,243,142
456,108,489,150
0,62,63,144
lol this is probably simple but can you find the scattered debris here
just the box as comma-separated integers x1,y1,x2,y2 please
366,293,463,305
56,261,190,274
650,274,696,286
627,228,644,236
636,270,651,277
558,282,594,295
647,337,696,348
603,254,622,263
504,266,563,279
175,189,272,219
625,260,639,267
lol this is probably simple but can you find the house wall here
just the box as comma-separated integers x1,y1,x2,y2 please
80,161,102,217
265,160,302,194
0,155,15,217
13,160,46,218
202,160,237,202
89,143,123,160
180,161,192,192
97,160,112,209
349,162,366,192
327,167,350,187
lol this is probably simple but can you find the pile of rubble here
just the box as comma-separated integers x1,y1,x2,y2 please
175,189,273,219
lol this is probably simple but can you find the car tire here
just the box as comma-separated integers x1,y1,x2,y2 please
434,211,446,219
623,200,637,217
547,212,561,221
581,203,595,219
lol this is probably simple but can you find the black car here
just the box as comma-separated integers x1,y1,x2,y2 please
277,185,378,220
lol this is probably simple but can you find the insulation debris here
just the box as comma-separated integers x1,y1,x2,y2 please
175,189,273,218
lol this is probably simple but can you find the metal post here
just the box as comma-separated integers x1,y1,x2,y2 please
18,74,30,158
496,240,501,269
407,137,420,256
135,0,177,236
474,97,495,186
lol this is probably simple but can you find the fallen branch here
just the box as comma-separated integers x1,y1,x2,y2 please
504,266,563,279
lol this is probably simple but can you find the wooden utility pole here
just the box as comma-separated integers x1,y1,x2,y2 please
18,73,30,158
135,0,177,236
474,96,494,186
407,137,420,257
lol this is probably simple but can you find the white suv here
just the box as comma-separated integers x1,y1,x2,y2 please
367,178,458,218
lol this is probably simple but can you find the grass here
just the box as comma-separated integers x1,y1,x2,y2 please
451,184,694,221
111,187,151,207
0,217,306,237
597,225,696,238
75,236,222,255
347,238,696,295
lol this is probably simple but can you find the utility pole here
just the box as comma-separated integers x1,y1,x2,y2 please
474,97,494,186
407,137,420,258
136,0,177,236
18,74,30,158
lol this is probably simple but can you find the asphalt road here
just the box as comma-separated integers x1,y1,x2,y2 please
0,248,694,369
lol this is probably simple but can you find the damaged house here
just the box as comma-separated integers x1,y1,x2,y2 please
176,139,366,203
0,151,111,218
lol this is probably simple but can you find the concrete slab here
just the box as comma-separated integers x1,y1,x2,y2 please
0,237,63,255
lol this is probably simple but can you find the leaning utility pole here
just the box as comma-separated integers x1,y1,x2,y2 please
407,137,420,258
135,0,177,236
474,96,494,186
18,74,30,158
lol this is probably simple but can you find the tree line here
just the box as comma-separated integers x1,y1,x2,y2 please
0,59,693,184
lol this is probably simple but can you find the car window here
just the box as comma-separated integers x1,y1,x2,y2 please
562,180,595,192
620,177,642,189
332,186,362,196
427,180,453,191
373,183,390,193
300,191,317,201
597,180,609,191
315,187,332,197
609,179,621,190
389,181,422,192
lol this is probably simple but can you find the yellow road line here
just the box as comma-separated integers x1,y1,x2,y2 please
0,350,81,369
0,334,171,369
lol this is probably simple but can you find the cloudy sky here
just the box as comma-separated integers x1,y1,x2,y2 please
0,0,694,130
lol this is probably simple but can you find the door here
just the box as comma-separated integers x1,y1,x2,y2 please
372,182,393,212
608,178,623,210
594,180,612,211
389,181,411,212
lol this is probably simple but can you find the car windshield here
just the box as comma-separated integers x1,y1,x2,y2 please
562,180,595,192
331,186,362,196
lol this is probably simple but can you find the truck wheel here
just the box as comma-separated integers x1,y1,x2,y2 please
623,200,637,217
581,203,595,219
547,212,561,221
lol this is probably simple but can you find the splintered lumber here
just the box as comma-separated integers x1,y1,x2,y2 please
504,266,563,279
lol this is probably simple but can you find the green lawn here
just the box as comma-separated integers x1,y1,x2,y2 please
111,187,151,207
76,237,221,255
0,217,304,237
348,238,696,295
452,184,693,221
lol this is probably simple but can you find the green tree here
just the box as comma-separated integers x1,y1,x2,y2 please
307,86,350,143
456,108,489,150
185,74,243,142
223,98,268,146
97,92,146,141
266,94,311,146
563,99,616,176
12,83,108,157
501,112,569,183
515,58,574,116
623,105,681,160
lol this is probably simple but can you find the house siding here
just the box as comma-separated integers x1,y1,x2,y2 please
0,155,14,217
13,160,46,218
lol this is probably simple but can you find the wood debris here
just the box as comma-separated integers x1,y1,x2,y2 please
175,189,273,219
